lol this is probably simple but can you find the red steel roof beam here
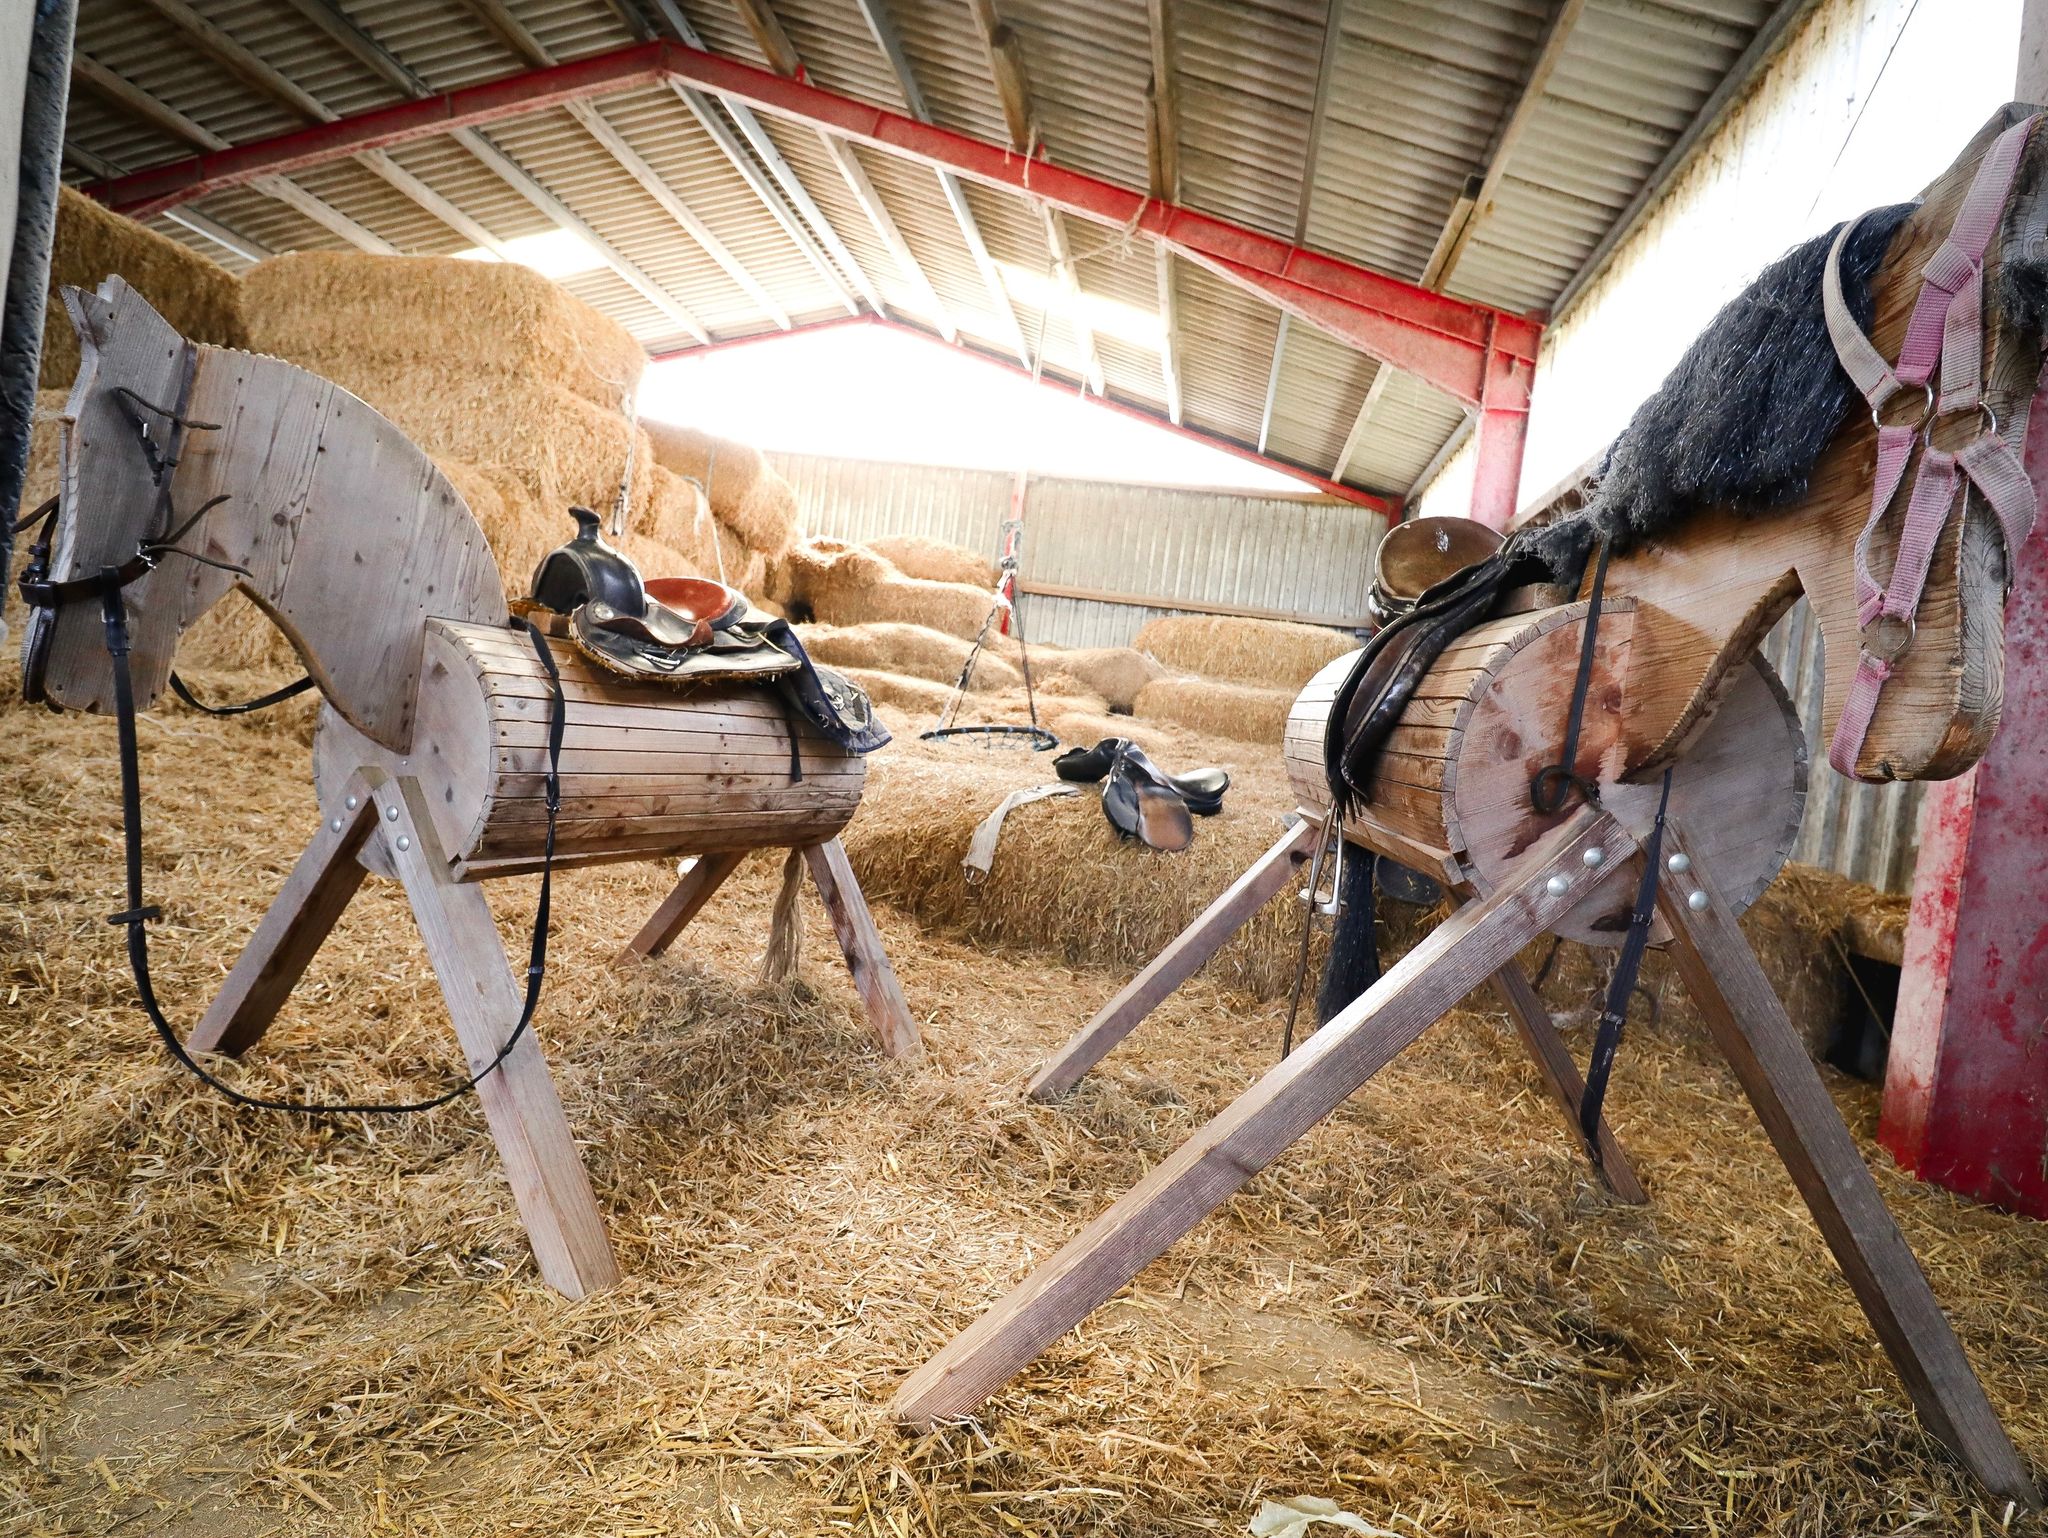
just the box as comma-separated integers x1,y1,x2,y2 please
88,41,670,217
84,39,1541,406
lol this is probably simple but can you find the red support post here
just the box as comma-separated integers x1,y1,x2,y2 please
1880,517,2048,1219
1468,326,1535,529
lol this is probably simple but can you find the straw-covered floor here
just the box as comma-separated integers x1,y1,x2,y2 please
1,637,2043,1538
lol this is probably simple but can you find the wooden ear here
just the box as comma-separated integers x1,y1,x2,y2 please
60,283,118,353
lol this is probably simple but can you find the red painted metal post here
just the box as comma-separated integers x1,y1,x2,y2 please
1880,513,2048,1219
1468,328,1535,528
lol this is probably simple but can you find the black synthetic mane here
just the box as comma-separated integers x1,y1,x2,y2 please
1524,202,1919,581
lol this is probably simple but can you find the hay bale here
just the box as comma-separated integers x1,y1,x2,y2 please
13,388,67,517
240,251,643,409
42,188,245,390
865,534,997,591
796,622,1021,692
1135,613,1358,689
1037,647,1163,713
844,729,1317,997
1134,676,1296,744
833,666,955,719
643,423,796,557
815,570,993,640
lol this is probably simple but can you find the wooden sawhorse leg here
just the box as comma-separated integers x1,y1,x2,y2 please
891,809,1626,1427
179,770,619,1298
804,837,921,1059
1028,818,1319,1100
186,776,379,1057
621,850,749,961
376,778,620,1299
1490,956,1648,1203
1656,823,2036,1507
1026,815,1643,1200
621,839,922,1060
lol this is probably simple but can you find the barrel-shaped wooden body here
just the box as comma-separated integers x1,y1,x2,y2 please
313,618,863,879
1285,598,1808,945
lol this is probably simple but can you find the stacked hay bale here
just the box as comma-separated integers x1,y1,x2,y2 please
1130,613,1360,745
238,251,712,596
865,533,997,589
772,533,1162,715
40,187,245,390
641,423,800,604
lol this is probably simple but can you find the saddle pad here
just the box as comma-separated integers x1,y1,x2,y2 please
568,609,802,684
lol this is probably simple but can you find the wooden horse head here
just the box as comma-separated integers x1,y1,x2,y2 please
1596,103,2048,783
21,278,506,752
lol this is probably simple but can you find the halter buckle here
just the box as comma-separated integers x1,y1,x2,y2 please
1865,610,1916,663
1872,382,1934,434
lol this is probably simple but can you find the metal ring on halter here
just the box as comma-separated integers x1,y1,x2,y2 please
1865,610,1917,663
1872,382,1934,433
1925,397,1999,447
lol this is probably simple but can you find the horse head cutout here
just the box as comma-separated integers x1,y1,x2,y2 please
21,276,506,752
1535,102,2048,785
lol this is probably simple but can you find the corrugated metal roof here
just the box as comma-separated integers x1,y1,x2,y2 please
60,0,1792,502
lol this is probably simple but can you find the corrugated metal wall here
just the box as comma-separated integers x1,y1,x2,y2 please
1407,0,2012,891
1761,602,1923,891
769,451,1387,649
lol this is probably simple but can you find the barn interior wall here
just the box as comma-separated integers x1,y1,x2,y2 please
768,450,1386,649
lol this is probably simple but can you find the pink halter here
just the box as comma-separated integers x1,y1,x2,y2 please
1822,112,2047,778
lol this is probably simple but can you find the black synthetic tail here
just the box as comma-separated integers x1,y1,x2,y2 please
1315,849,1380,1026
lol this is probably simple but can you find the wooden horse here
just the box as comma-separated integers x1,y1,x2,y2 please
21,278,920,1299
891,106,2048,1505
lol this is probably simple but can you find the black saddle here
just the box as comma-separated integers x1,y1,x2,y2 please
528,508,889,760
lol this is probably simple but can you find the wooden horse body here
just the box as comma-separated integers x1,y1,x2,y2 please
892,107,2048,1506
26,279,918,1299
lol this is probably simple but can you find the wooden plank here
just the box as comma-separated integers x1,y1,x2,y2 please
377,776,621,1299
33,281,195,715
622,850,749,960
891,808,1628,1426
1487,958,1647,1203
1028,819,1320,1101
1655,822,2036,1507
803,838,921,1059
188,777,377,1056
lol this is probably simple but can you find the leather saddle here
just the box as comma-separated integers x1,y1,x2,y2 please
527,507,889,761
1325,530,1553,820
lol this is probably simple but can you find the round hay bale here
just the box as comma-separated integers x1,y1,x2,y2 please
642,422,764,512
865,534,997,591
796,621,1021,691
1134,613,1358,690
641,423,797,558
240,251,645,409
42,189,245,391
1134,676,1296,744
